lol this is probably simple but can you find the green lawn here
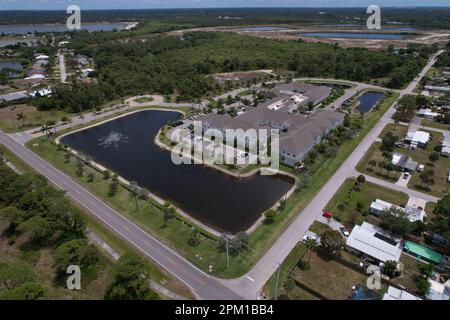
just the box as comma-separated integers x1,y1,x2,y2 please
290,251,369,300
262,243,308,299
25,91,399,278
421,119,450,131
325,178,409,229
0,104,73,133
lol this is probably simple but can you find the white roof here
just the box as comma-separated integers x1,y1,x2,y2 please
35,55,49,60
346,222,402,263
370,199,394,212
443,133,450,147
370,199,424,222
406,130,430,144
426,279,450,300
417,109,440,117
383,286,421,300
391,153,404,166
24,74,45,80
30,88,52,97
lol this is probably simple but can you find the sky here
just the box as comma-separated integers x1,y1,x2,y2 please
0,0,449,10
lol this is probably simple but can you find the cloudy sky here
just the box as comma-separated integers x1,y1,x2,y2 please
0,0,448,10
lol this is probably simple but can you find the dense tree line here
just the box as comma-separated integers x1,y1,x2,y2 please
2,8,450,29
35,31,430,113
0,152,158,300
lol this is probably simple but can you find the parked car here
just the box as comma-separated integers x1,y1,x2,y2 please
340,227,350,237
403,173,410,179
417,164,425,172
322,211,333,218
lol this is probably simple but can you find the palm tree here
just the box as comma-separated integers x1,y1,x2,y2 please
304,238,318,268
129,181,140,211
16,112,26,128
368,159,377,170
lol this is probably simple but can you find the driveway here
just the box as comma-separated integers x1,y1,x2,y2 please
395,173,412,188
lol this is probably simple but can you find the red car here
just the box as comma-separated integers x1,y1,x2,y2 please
322,211,333,218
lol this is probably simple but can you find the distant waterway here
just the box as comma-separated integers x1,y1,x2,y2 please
300,32,403,40
0,23,126,35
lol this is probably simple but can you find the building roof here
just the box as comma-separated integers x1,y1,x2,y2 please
370,199,395,212
404,158,418,171
426,279,450,300
346,222,402,263
24,74,45,80
406,130,430,144
382,286,421,300
403,241,442,264
417,108,440,118
392,153,408,167
0,92,29,102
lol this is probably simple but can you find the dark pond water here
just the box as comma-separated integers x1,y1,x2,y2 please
356,92,385,113
0,23,126,35
61,110,293,233
300,32,402,39
0,39,37,47
0,61,23,78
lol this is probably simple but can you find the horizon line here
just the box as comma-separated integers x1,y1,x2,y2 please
1,6,450,12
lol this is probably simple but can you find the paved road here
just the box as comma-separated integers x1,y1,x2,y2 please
59,52,67,83
362,174,440,203
0,130,242,300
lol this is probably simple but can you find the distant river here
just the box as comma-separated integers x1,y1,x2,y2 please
61,110,293,233
0,23,126,35
300,32,403,40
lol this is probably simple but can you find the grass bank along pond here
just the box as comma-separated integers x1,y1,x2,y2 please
60,110,293,233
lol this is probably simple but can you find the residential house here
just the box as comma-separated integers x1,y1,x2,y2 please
404,130,430,149
369,199,426,222
382,286,421,300
391,152,418,172
0,92,30,103
417,108,440,119
426,279,450,300
346,222,403,264
424,85,450,94
441,132,450,157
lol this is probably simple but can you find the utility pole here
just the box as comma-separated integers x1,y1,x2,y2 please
225,237,229,272
273,263,281,300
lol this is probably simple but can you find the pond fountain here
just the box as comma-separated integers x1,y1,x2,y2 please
98,131,128,149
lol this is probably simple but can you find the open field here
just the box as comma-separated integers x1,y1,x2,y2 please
325,178,409,229
290,251,369,300
0,104,72,133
